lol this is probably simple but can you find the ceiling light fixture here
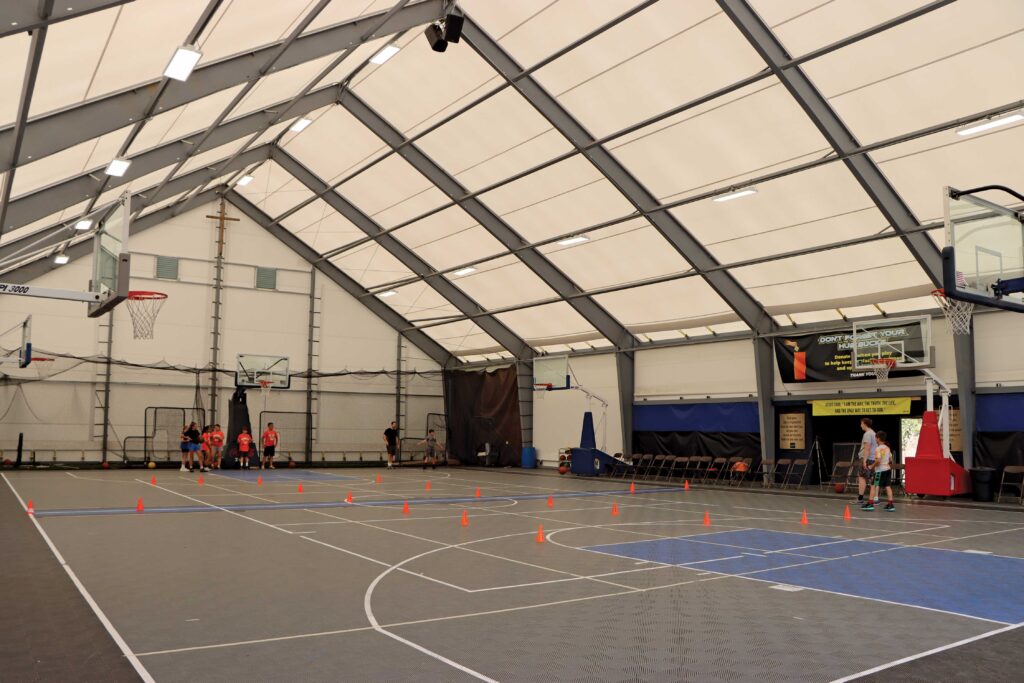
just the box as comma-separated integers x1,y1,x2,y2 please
163,45,203,82
956,110,1024,136
290,118,312,133
370,43,401,65
74,219,93,231
557,235,590,246
105,158,131,177
453,266,476,277
235,174,255,187
377,290,397,298
53,253,70,265
713,187,757,202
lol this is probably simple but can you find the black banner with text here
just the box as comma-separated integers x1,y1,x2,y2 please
775,326,923,383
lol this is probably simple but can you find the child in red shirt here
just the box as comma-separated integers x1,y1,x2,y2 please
209,424,225,469
261,422,279,470
199,426,212,472
237,428,253,470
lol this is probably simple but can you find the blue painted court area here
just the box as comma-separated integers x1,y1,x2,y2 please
587,529,1024,625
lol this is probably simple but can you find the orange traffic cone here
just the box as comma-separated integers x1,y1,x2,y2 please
197,475,204,486
425,481,431,492
297,483,304,493
684,480,690,491
475,487,481,498
547,495,554,508
150,475,157,486
136,498,145,513
843,505,852,521
346,491,353,503
800,509,809,525
611,502,620,517
257,475,263,487
402,500,410,515
536,524,545,543
703,511,711,526
376,474,382,484
461,510,469,527
629,481,636,494
26,500,34,516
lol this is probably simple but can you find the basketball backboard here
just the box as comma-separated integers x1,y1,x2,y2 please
851,315,933,371
533,355,570,390
942,185,1024,313
236,354,290,388
87,191,131,318
0,315,32,368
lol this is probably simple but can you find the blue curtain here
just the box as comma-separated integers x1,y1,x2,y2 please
633,402,760,433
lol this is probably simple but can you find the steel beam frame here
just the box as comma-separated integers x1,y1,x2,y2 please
224,189,454,368
0,0,132,40
271,147,534,360
616,352,635,457
0,0,445,172
463,17,777,337
339,91,635,350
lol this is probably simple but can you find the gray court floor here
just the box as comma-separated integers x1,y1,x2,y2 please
5,467,1024,682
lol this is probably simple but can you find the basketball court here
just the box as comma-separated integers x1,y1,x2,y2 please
2,2,1024,682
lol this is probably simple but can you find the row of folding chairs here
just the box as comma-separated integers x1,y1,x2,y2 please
822,459,908,496
997,466,1024,504
613,454,758,487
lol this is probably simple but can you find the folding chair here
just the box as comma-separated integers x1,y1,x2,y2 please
717,456,742,485
825,460,852,491
890,463,907,497
703,457,728,484
771,459,793,489
656,456,677,480
644,455,666,479
730,458,752,486
690,456,712,482
632,454,652,481
620,454,642,478
669,456,689,480
609,454,632,478
748,458,780,488
783,458,809,489
997,466,1024,504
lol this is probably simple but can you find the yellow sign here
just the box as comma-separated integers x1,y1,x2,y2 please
779,413,806,450
949,408,962,452
811,397,913,416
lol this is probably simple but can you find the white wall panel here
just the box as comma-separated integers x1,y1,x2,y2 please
974,311,1024,387
636,340,757,399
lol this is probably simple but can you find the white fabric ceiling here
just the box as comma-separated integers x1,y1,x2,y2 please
2,0,1023,358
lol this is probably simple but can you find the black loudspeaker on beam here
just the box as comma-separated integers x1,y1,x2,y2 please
424,23,447,52
443,13,464,43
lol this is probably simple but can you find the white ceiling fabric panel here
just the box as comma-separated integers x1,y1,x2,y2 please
353,29,501,135
329,243,415,288
417,88,573,191
0,34,30,127
537,2,765,136
0,209,64,247
391,206,505,270
538,219,693,291
235,161,313,217
305,0,394,33
29,8,116,117
453,255,557,310
495,301,598,345
594,278,737,330
126,86,246,155
231,53,342,118
731,242,932,309
336,153,448,228
12,126,131,198
754,0,932,55
669,163,889,263
176,138,249,176
609,82,830,202
317,35,393,86
280,197,367,253
873,125,1024,225
804,0,1024,143
283,105,389,182
478,155,634,243
462,0,639,68
421,320,501,355
382,282,461,323
198,0,308,64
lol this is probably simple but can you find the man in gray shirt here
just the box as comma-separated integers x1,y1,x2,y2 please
858,417,877,504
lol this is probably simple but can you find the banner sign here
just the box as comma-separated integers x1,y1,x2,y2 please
779,413,806,450
775,326,923,383
811,397,913,416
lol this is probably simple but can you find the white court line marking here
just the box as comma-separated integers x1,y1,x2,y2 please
830,621,1024,682
135,480,298,534
2,473,156,683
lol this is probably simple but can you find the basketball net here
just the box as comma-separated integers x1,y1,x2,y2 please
125,291,167,340
869,358,896,383
931,288,973,335
259,380,272,401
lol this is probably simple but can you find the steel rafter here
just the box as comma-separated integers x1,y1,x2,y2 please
339,91,635,350
0,0,446,174
224,189,454,367
271,147,534,360
463,17,776,337
718,0,974,468
0,0,133,40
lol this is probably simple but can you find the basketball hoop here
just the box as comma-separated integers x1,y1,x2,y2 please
869,358,897,383
259,380,273,401
932,288,974,335
125,291,167,340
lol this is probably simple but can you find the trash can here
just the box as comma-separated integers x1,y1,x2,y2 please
521,447,537,469
970,467,997,502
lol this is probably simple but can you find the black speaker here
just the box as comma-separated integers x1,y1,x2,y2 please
424,23,447,52
443,13,464,43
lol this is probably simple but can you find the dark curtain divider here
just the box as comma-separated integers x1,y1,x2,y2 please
974,432,1024,469
633,431,761,464
443,366,522,467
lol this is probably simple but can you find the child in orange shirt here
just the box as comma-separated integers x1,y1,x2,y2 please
237,428,253,470
209,424,225,469
261,422,279,470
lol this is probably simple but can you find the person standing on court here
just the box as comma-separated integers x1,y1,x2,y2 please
261,422,279,470
183,422,203,473
858,417,877,505
384,421,399,469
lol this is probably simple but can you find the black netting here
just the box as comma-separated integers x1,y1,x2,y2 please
145,406,206,462
259,410,308,463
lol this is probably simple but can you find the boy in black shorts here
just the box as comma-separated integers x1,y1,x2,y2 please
418,429,444,470
383,421,399,469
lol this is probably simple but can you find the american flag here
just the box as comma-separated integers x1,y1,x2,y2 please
955,270,968,289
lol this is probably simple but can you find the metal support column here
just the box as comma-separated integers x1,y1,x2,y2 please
517,361,534,450
753,336,776,470
100,313,114,462
305,268,317,463
954,332,976,469
616,351,635,456
206,198,237,426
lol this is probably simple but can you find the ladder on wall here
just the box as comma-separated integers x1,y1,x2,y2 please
305,271,321,461
396,335,411,457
